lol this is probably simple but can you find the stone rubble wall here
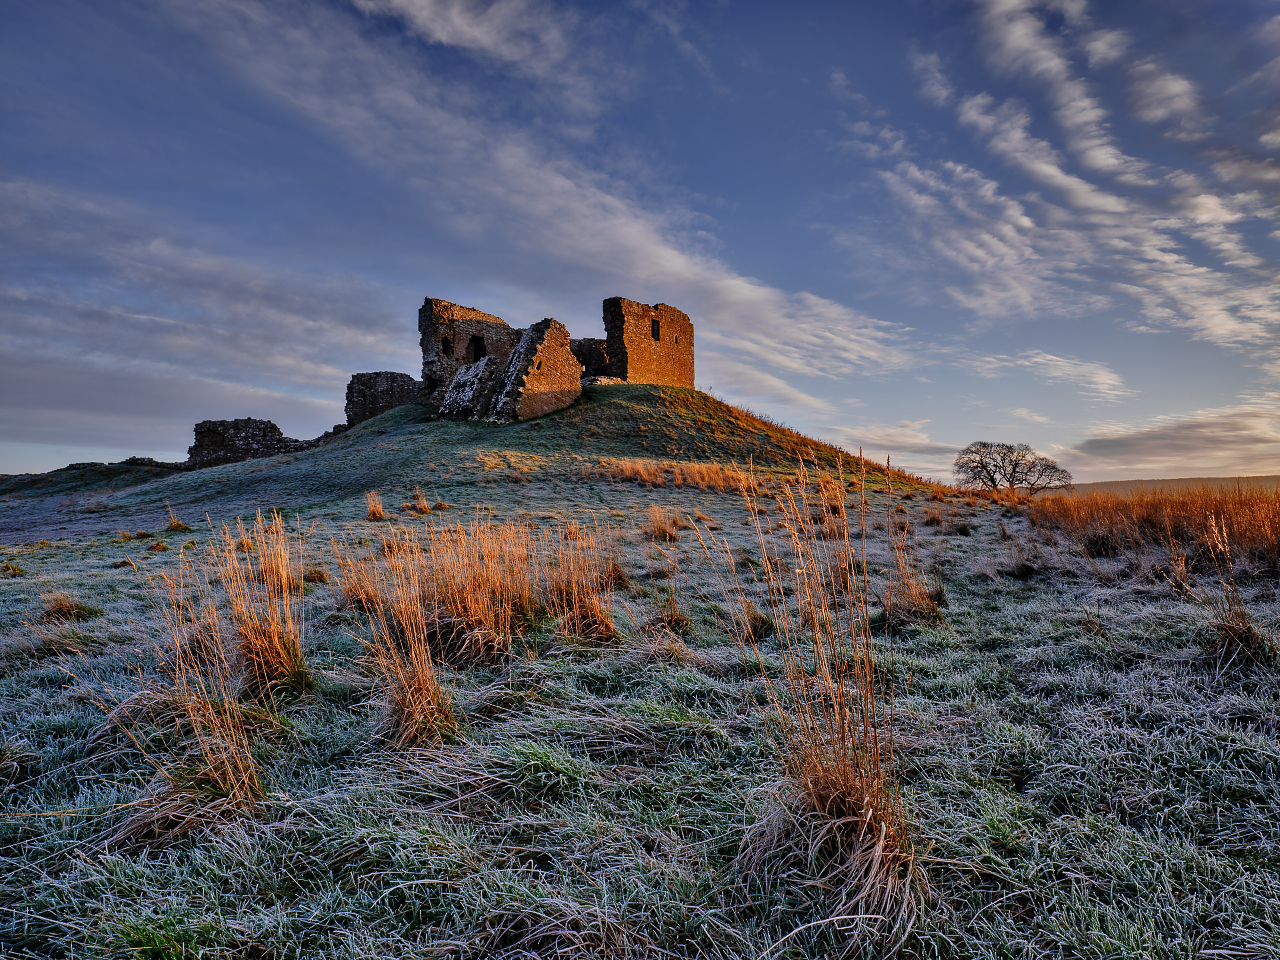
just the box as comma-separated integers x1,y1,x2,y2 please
186,418,305,470
602,297,695,388
418,297,523,406
175,293,695,472
439,356,502,421
487,319,582,423
345,371,421,426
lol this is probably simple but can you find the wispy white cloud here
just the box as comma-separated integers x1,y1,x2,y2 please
1066,394,1280,478
965,349,1133,401
1081,28,1128,69
1128,58,1211,140
1007,406,1049,422
862,37,1280,351
974,0,1150,180
908,48,953,106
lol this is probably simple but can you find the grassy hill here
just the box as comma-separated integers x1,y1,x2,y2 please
0,385,920,543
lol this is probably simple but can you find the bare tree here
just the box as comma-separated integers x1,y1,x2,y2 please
953,441,1072,494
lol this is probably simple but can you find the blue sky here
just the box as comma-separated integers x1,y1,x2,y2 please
3,0,1280,481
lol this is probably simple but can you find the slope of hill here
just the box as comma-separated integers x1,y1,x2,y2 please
0,385,919,543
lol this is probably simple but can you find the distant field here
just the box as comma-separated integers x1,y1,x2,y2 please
1067,474,1280,495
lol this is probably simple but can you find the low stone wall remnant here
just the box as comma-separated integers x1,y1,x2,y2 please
187,418,305,470
345,371,421,426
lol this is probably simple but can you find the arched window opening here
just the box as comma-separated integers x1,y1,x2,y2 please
466,335,487,362
651,318,661,341
440,337,453,357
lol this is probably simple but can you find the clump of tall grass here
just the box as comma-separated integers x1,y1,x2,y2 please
1032,482,1280,569
214,512,310,699
165,505,191,533
90,558,266,850
39,593,103,623
337,517,622,665
401,487,433,514
1198,516,1276,667
882,479,946,631
362,557,457,747
365,490,385,521
642,505,682,541
584,456,759,493
702,461,928,943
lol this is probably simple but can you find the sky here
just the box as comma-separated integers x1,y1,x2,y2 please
3,0,1280,482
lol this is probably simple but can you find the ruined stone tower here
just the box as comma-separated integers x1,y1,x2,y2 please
181,293,697,468
601,297,694,388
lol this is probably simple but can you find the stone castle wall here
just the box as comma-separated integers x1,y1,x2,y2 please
490,319,582,422
345,371,421,426
570,337,609,378
419,298,523,406
602,298,694,388
187,418,304,469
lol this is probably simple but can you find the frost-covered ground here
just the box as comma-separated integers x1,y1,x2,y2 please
0,388,1277,958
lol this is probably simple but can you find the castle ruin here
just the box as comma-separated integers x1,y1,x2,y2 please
181,295,694,468
415,295,694,423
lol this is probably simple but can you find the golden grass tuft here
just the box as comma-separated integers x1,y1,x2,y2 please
338,517,622,666
93,558,266,851
165,505,191,533
1198,516,1276,667
642,505,681,542
365,490,385,521
400,487,433,514
703,460,927,941
215,512,311,699
39,593,103,623
362,560,457,747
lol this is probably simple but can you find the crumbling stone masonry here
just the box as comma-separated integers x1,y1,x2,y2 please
570,337,609,378
439,318,582,422
345,371,421,426
419,298,523,407
601,297,694,388
187,418,305,470
423,294,694,421
488,318,582,422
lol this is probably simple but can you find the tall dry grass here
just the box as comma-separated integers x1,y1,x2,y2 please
365,490,385,521
702,461,927,941
1031,483,1280,566
1198,516,1276,666
215,512,311,699
338,516,622,666
93,557,266,850
363,554,457,747
1034,484,1279,664
584,457,759,493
